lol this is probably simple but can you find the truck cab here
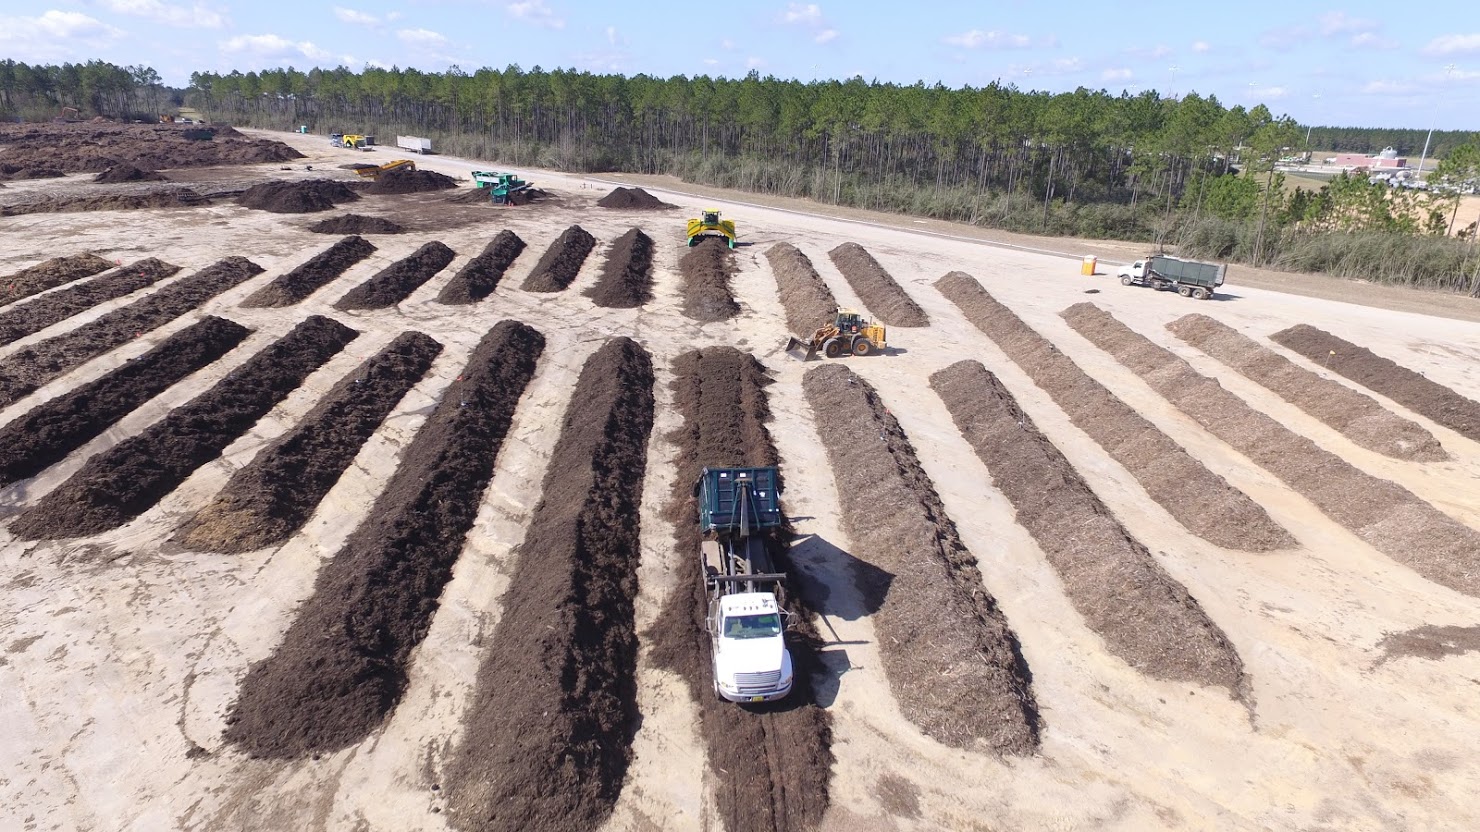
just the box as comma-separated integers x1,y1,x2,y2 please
709,592,793,702
1117,260,1148,281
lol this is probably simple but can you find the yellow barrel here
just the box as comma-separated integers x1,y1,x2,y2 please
1081,255,1098,275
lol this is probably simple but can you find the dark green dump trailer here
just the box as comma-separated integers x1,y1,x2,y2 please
1117,254,1227,299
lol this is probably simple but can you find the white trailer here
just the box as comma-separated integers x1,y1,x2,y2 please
396,135,432,154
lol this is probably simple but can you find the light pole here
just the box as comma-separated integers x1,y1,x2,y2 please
1168,64,1179,99
1304,93,1321,161
1415,64,1456,178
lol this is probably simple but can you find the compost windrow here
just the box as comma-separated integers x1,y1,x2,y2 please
0,257,264,410
242,236,377,308
647,347,833,832
436,230,526,304
1271,323,1480,446
224,321,544,757
826,243,928,327
237,180,360,214
175,331,443,553
765,243,840,337
0,316,249,486
0,254,114,307
10,315,357,540
584,227,655,308
596,187,675,209
935,272,1292,552
0,258,181,347
334,241,455,310
931,360,1246,694
307,214,404,235
802,363,1041,750
1064,303,1480,598
445,337,654,832
364,167,458,195
521,225,597,292
678,238,739,322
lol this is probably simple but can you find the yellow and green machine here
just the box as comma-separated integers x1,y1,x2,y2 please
686,208,737,248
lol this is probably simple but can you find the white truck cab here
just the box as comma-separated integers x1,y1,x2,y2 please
710,591,794,703
1117,260,1148,281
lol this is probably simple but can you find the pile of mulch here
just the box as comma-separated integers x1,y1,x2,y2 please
0,257,181,347
521,225,597,292
1170,315,1446,462
827,242,928,327
176,331,443,552
0,253,115,307
931,360,1247,695
237,179,360,213
678,237,739,322
365,167,459,195
596,186,675,209
437,230,526,304
306,214,403,234
225,321,545,757
802,362,1042,750
935,272,1292,552
1063,302,1480,599
0,163,65,181
1272,323,1480,446
646,346,833,832
93,163,167,184
585,228,654,308
10,316,358,540
334,241,455,310
444,337,654,832
765,243,839,337
0,122,302,172
1,188,209,216
242,235,377,308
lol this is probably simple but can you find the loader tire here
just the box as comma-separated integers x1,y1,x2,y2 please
852,337,874,357
822,338,844,359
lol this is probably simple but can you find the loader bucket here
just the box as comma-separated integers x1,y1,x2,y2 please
784,337,819,361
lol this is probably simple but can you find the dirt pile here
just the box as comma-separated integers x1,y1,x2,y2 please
0,122,302,172
647,347,833,832
1,188,209,216
765,243,840,337
436,230,526,304
585,227,654,308
521,225,597,292
11,316,357,540
1169,315,1446,461
445,337,654,832
306,214,403,234
334,241,455,309
225,321,544,757
0,254,115,308
802,363,1041,750
1272,324,1480,446
935,272,1292,552
0,258,181,347
596,187,675,209
931,360,1246,693
678,237,739,322
237,180,360,213
176,331,442,552
242,236,377,308
93,164,166,184
0,317,249,486
365,167,458,195
0,257,263,410
827,243,928,327
1063,303,1480,598
0,163,65,181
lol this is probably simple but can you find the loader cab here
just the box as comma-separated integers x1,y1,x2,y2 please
834,309,864,332
702,209,721,226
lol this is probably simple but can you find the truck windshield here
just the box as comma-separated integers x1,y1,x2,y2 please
723,613,782,639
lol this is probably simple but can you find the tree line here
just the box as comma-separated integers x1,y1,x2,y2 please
0,59,169,121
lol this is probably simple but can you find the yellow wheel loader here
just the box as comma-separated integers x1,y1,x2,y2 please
784,308,887,361
687,208,737,248
355,159,416,178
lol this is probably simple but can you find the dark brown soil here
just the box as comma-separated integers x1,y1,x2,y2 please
1170,315,1446,461
0,254,115,308
0,188,210,216
0,316,249,486
646,347,833,832
10,316,357,540
333,241,455,310
436,230,526,304
0,164,64,181
1376,625,1480,664
1063,303,1480,598
175,331,442,552
0,257,264,410
584,228,654,308
1271,324,1480,446
679,238,739,322
0,122,302,172
94,164,166,184
596,186,675,209
237,180,360,213
365,167,458,195
826,243,928,327
306,214,404,234
936,272,1292,552
765,243,839,337
931,360,1246,694
521,225,597,292
445,337,654,832
224,321,544,757
241,236,377,308
0,258,181,347
802,363,1041,750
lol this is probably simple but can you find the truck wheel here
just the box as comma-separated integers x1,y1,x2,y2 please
1178,285,1192,297
852,338,874,356
822,338,844,359
1120,276,1133,286
1193,287,1210,300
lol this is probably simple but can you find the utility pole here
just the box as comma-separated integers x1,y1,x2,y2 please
1415,65,1456,179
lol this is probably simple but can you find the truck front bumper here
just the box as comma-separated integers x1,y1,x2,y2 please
718,677,793,704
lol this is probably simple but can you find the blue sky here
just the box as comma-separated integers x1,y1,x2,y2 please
2,0,1478,130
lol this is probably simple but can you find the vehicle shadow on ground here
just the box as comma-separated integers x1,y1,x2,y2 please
785,531,891,707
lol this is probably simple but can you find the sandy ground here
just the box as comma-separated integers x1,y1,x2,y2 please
1,130,1479,831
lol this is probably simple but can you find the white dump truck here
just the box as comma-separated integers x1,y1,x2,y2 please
1117,254,1226,299
396,135,432,154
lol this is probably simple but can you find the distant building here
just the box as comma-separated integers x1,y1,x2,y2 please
1329,146,1407,169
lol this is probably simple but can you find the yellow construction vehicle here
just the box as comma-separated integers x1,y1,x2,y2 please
784,308,887,360
332,133,369,149
355,159,416,178
687,208,737,248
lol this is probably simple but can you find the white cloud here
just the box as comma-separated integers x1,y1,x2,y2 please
721,38,734,50
606,25,619,45
1191,40,1211,52
779,3,822,25
746,56,767,69
333,6,379,26
1052,57,1082,72
506,0,564,29
1319,11,1377,35
387,11,402,21
220,33,334,62
1349,31,1396,49
96,0,226,28
397,28,448,47
0,9,122,41
1102,67,1133,82
703,58,719,66
1423,33,1480,55
815,28,837,44
1128,44,1172,59
943,29,1032,49
1362,79,1415,94
1251,85,1288,99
